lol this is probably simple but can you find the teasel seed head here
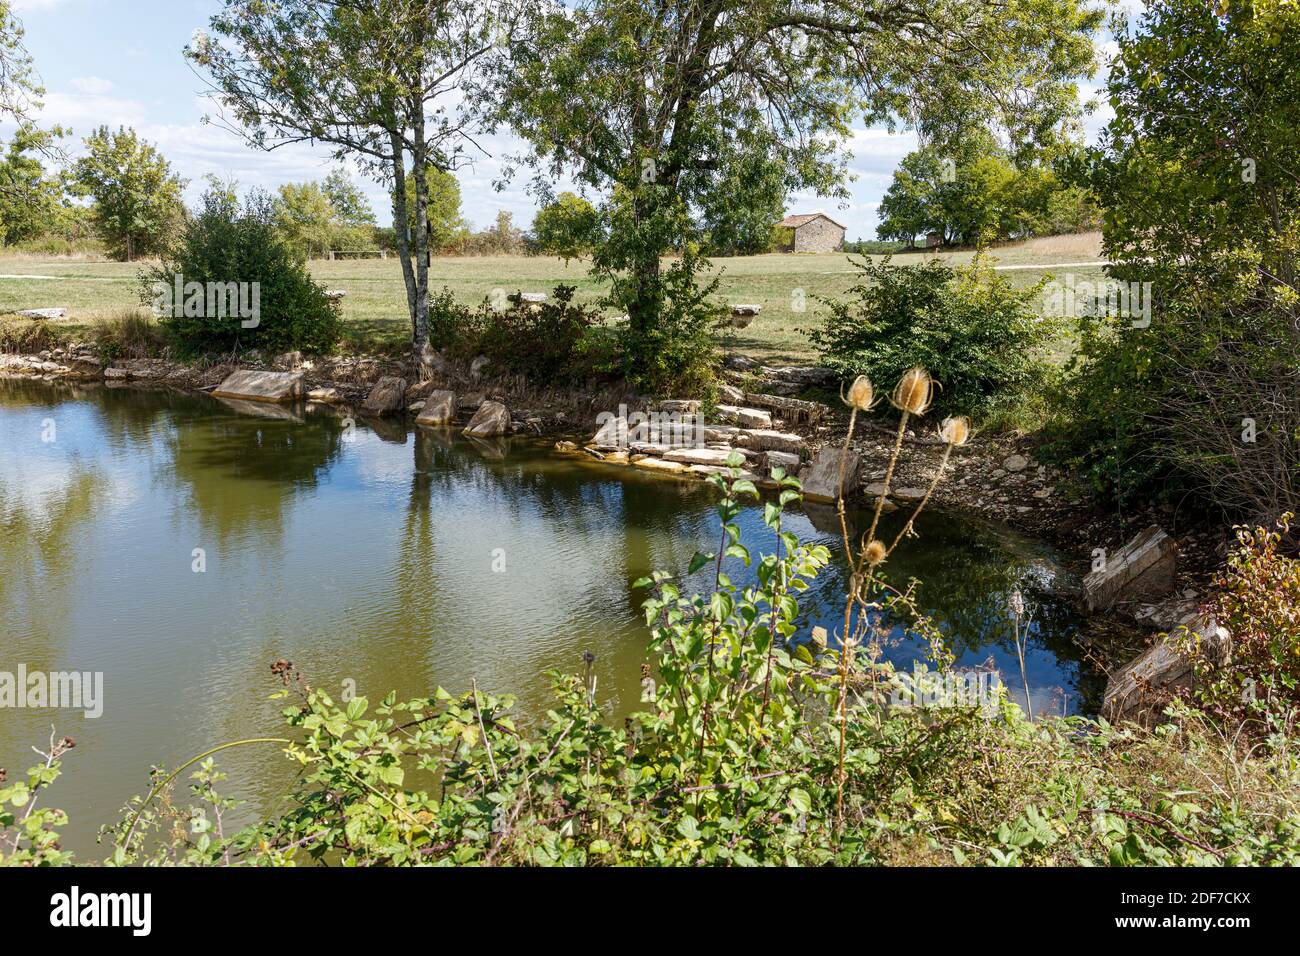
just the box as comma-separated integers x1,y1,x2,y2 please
843,375,876,411
865,539,887,566
892,367,934,416
940,415,971,446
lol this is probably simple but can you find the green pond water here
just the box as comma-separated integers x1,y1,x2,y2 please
0,378,1102,855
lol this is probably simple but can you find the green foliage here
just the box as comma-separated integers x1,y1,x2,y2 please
400,166,468,254
1042,0,1300,518
531,191,602,260
1178,516,1300,738
0,123,66,245
423,283,610,384
149,186,341,356
274,179,378,260
697,151,787,256
88,310,167,362
496,0,1101,383
812,255,1058,422
0,313,68,353
70,126,187,261
877,134,1099,246
612,252,723,398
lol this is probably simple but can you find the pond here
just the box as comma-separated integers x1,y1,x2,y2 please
0,378,1102,855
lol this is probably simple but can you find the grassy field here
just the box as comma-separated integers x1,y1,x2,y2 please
0,232,1107,363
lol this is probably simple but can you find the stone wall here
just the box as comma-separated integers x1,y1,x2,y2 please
793,215,845,253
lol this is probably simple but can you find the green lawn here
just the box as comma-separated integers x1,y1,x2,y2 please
0,233,1108,363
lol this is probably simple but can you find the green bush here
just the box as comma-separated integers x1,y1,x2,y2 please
423,284,611,385
1178,515,1300,738
612,254,722,398
811,255,1057,423
88,310,167,362
147,187,340,356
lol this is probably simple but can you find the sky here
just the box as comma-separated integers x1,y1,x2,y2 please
10,0,1126,240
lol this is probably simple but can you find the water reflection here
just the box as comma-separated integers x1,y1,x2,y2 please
0,378,1100,856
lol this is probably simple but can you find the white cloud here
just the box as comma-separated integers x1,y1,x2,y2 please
68,76,114,95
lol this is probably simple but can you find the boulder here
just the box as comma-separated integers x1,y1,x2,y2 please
1084,526,1178,612
765,450,801,474
463,400,510,437
307,386,342,404
1102,613,1231,727
362,376,408,415
799,447,861,502
658,399,700,415
212,369,304,404
274,350,303,370
1003,453,1031,473
416,390,457,425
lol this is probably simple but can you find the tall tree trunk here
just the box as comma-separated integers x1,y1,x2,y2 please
410,102,431,358
389,131,418,328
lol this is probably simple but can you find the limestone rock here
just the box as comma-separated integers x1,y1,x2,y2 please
307,387,342,404
717,383,745,404
212,369,304,404
463,400,510,437
416,390,457,425
1102,613,1231,727
1003,453,1031,473
362,376,408,415
663,447,738,467
736,429,804,454
799,447,861,502
717,405,772,429
1084,526,1178,612
15,308,66,320
632,457,687,474
658,399,700,415
765,450,801,475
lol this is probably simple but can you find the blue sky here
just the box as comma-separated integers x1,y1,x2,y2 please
12,0,1122,239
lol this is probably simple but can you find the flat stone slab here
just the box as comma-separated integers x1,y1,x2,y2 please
688,464,761,480
212,369,304,404
716,405,773,429
15,308,66,320
632,457,687,474
1102,613,1230,726
663,447,737,466
464,400,510,437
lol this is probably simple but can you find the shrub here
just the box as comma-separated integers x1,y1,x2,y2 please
88,310,166,362
1179,515,1300,738
612,254,722,398
147,187,340,356
0,315,67,353
423,284,611,385
811,255,1057,423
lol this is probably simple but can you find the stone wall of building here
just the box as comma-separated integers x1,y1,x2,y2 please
793,216,845,253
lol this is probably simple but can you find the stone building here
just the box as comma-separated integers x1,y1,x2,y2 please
776,212,847,253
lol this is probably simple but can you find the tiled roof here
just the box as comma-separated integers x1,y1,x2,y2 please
777,212,846,231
